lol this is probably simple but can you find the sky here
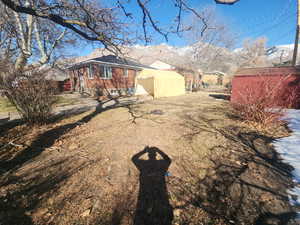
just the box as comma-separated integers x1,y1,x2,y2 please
71,0,297,56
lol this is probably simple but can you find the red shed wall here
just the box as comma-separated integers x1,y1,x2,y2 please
231,67,300,108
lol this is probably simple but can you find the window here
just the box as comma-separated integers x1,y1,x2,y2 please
123,68,128,77
88,64,94,79
100,66,112,79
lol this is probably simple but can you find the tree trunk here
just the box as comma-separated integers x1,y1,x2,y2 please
15,53,29,71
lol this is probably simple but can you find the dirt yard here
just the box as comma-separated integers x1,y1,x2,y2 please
0,92,297,225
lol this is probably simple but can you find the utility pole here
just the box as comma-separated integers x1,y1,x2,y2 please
292,0,300,66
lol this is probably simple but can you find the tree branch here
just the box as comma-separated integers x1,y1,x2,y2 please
48,29,67,59
136,0,169,42
1,0,110,43
33,18,48,63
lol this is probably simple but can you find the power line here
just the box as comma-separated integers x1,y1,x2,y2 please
272,0,293,24
230,0,294,38
237,11,295,39
268,27,295,46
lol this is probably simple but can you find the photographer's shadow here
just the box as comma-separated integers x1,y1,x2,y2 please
132,146,173,225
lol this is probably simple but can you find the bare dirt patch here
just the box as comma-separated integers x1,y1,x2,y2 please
0,92,297,225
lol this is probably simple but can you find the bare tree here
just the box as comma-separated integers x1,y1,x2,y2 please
0,0,131,70
0,0,243,70
0,60,58,124
0,0,240,53
236,37,272,68
12,8,68,70
185,6,237,72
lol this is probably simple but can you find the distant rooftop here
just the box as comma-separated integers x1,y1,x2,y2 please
203,71,226,76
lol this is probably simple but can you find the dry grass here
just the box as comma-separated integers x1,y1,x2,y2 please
0,92,296,225
0,97,16,113
0,95,83,114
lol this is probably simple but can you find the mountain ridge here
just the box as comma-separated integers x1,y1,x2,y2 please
72,42,296,74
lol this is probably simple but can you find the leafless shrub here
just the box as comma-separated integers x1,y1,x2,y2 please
0,62,57,125
231,75,299,128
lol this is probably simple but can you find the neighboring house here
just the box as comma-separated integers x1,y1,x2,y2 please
45,67,69,82
68,55,151,96
201,71,226,86
45,68,71,92
176,67,202,91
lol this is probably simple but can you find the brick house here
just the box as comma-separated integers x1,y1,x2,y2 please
175,67,202,91
201,71,226,86
68,55,150,96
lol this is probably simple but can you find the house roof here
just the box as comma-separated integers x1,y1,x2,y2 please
68,55,153,70
176,66,199,75
150,60,175,70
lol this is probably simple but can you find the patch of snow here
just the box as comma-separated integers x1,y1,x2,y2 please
276,44,294,50
233,48,242,53
267,44,294,60
133,44,150,49
176,46,193,56
157,43,174,50
135,84,149,96
273,110,300,209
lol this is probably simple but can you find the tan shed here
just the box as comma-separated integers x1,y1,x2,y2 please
137,69,185,98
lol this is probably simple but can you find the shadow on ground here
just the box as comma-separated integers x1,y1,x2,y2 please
0,97,139,224
0,97,139,177
132,146,173,225
0,156,98,225
1,97,297,225
209,94,231,101
169,112,297,225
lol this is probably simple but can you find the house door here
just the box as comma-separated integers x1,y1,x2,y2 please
78,69,85,93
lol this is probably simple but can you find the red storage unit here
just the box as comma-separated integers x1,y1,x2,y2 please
231,67,300,109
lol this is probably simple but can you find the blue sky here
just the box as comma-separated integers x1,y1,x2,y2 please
212,0,296,46
72,0,296,56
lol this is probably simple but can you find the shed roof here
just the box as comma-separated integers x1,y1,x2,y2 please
235,66,300,77
138,69,184,80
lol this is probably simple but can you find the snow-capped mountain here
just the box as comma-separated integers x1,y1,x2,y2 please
71,42,297,74
267,44,294,60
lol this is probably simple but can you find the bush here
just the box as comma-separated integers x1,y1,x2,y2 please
0,64,57,125
231,74,299,128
